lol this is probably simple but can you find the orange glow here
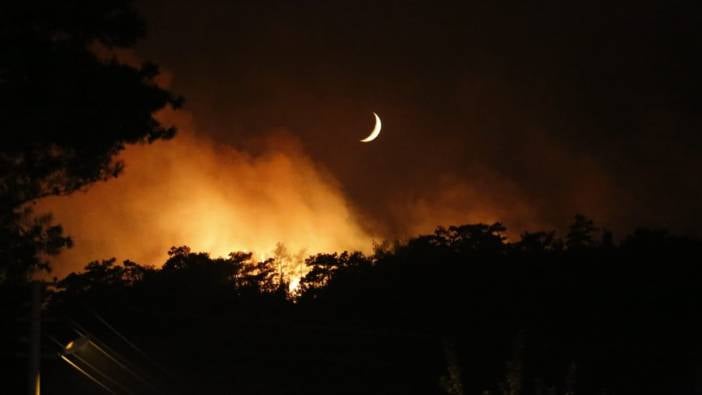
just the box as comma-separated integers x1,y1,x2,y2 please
389,173,544,241
36,110,374,279
289,277,301,293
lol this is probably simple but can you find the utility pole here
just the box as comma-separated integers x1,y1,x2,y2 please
28,281,41,395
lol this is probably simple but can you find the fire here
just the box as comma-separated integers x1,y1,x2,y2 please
36,126,374,279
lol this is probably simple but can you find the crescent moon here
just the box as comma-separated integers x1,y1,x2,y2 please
360,112,382,142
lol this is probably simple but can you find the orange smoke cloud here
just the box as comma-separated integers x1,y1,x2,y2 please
37,110,374,279
388,171,542,241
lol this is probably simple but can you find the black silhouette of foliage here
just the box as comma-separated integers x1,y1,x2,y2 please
54,246,281,311
299,251,371,293
435,223,508,254
0,0,181,281
12,219,699,395
0,208,73,283
234,253,278,292
566,214,598,250
514,231,561,255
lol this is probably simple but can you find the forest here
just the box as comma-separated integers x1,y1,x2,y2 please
3,217,698,394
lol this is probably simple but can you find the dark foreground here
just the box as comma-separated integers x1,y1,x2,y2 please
3,221,699,394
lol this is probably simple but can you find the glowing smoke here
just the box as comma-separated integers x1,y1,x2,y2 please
37,109,374,279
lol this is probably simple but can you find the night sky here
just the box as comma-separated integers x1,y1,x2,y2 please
139,0,702,230
40,0,702,274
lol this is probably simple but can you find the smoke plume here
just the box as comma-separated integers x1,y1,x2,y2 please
37,109,375,278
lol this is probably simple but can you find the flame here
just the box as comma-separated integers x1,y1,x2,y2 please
36,114,374,279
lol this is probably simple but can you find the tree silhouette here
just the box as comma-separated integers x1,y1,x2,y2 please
0,0,181,281
299,251,371,298
438,223,508,255
514,230,561,256
38,220,701,395
0,209,72,283
566,214,598,250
